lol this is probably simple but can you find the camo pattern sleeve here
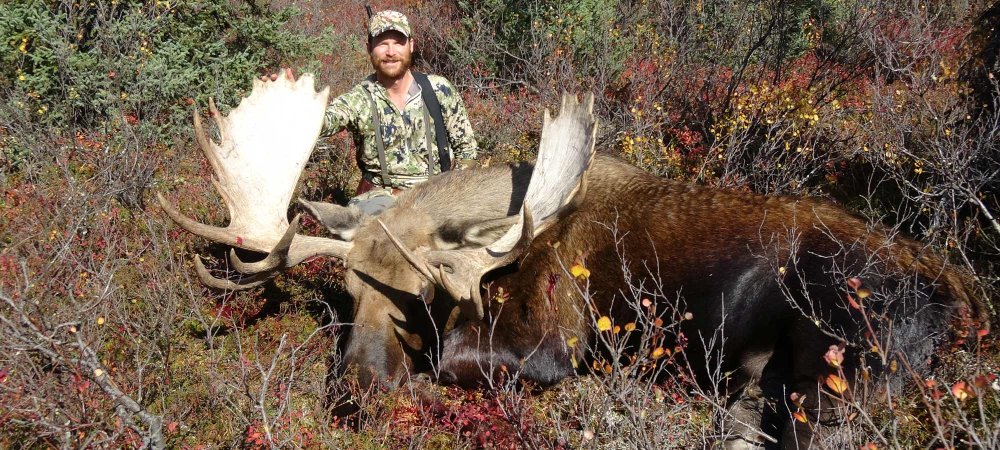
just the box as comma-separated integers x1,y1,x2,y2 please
320,83,369,138
429,75,478,163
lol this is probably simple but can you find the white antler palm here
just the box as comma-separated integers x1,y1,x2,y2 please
158,71,352,289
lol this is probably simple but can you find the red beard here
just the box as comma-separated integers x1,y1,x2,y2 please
372,52,412,80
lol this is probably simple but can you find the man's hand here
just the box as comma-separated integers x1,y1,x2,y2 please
259,67,296,82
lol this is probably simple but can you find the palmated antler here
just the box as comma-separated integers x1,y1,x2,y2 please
382,93,598,318
158,71,353,289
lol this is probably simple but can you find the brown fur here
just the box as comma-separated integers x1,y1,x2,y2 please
436,156,984,447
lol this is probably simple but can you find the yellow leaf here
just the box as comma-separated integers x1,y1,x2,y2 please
624,322,636,332
495,287,507,303
826,374,849,394
97,317,105,325
651,347,665,359
566,336,578,348
571,263,591,279
596,316,612,332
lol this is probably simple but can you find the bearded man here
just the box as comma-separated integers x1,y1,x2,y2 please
318,10,479,214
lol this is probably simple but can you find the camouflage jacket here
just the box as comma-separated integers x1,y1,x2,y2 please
321,74,478,188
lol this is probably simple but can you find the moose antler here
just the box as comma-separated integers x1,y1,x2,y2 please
158,71,353,289
382,93,598,318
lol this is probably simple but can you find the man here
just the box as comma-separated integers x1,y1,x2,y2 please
320,10,478,214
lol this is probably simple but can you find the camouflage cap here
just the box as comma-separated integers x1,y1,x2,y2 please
368,10,411,39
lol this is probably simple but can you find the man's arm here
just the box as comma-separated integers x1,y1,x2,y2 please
320,85,367,138
430,76,478,167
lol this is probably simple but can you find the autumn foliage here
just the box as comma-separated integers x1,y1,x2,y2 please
1,0,999,448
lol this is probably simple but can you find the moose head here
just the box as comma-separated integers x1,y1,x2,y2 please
158,71,598,387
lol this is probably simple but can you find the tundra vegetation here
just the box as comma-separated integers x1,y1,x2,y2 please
1,0,998,448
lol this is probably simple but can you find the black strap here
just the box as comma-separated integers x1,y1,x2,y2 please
412,71,451,171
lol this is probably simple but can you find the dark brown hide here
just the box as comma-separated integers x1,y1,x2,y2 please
435,156,985,448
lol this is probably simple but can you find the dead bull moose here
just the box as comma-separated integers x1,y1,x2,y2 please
159,72,987,448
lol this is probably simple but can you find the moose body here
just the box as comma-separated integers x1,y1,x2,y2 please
378,154,980,447
439,155,971,387
160,74,984,449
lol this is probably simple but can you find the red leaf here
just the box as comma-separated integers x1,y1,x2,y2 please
236,236,244,246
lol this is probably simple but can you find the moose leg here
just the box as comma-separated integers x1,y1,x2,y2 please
779,317,858,450
721,386,768,450
723,382,791,449
780,381,845,450
719,343,791,450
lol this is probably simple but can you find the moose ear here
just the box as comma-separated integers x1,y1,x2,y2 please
298,198,365,241
460,215,521,247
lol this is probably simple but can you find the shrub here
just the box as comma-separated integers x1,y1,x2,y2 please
0,0,328,137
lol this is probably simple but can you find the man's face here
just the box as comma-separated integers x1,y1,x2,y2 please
368,31,413,80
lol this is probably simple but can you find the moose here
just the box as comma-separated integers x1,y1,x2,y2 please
159,72,987,448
